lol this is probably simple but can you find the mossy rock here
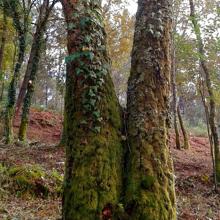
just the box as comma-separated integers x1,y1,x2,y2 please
8,164,48,197
6,164,63,198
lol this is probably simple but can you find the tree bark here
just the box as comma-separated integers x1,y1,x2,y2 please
177,105,190,149
0,81,4,101
18,0,57,141
125,0,176,219
4,31,27,143
199,83,217,189
61,0,123,219
16,0,58,115
171,36,181,150
189,0,220,184
0,8,7,73
0,8,7,102
4,0,29,143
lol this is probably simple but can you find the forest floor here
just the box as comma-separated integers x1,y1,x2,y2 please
0,108,219,220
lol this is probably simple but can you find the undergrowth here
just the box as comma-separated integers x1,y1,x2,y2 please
0,163,63,199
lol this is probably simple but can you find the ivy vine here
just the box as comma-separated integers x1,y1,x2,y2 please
65,1,108,133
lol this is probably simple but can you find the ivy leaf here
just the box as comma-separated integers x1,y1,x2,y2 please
93,110,101,118
84,35,92,43
83,104,92,111
80,120,88,125
88,89,96,97
76,68,83,76
87,51,94,61
89,99,96,107
67,23,76,30
65,52,81,63
80,17,92,27
93,126,101,133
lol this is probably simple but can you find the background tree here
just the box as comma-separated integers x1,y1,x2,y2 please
189,0,220,185
3,0,32,143
18,0,58,141
0,7,16,103
104,2,134,105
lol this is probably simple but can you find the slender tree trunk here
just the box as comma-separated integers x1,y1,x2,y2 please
4,32,26,143
18,0,57,141
45,81,48,108
0,81,4,101
0,9,7,102
199,84,217,189
0,9,7,72
15,0,53,115
61,1,123,219
177,105,190,149
15,42,39,115
125,0,176,219
189,0,220,184
171,36,181,150
4,0,29,143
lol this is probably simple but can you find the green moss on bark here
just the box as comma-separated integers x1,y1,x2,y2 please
5,28,27,144
61,1,123,219
125,0,176,219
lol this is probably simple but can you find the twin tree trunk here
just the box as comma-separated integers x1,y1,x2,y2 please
62,0,176,219
61,0,123,219
125,0,176,219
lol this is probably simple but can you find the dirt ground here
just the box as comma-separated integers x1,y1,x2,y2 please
0,109,220,219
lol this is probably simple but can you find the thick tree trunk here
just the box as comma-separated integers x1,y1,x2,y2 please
189,0,220,184
125,0,176,219
61,1,123,219
18,0,57,141
177,105,190,149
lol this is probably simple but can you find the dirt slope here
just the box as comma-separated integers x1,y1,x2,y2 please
13,108,63,144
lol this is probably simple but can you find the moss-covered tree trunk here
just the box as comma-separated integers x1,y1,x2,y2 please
0,7,7,74
0,8,7,102
4,0,28,143
18,0,57,141
61,1,123,219
125,0,176,219
4,32,26,143
189,0,220,185
177,105,190,149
